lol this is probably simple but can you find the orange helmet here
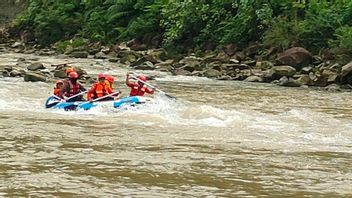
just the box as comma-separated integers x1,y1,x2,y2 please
68,71,79,79
106,76,115,83
98,73,105,79
138,75,147,82
56,80,63,85
65,67,74,74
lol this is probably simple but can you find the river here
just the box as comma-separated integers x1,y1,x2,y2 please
0,53,351,197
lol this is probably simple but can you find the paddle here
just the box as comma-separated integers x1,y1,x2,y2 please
130,74,177,99
78,91,121,110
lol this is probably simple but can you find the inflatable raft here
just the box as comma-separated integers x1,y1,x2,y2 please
45,96,152,111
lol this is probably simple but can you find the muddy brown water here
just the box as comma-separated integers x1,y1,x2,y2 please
0,53,351,197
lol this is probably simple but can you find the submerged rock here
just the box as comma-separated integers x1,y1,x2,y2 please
24,72,47,82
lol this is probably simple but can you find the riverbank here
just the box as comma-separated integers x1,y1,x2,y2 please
1,39,352,92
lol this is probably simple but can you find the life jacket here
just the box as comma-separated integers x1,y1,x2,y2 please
92,82,109,99
53,88,60,96
105,80,113,90
65,81,80,97
129,83,148,96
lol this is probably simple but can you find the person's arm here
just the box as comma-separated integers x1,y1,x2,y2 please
125,73,133,87
87,84,96,100
145,87,155,94
59,83,69,99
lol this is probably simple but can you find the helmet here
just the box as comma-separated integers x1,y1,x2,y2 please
56,80,63,84
138,75,147,82
98,73,105,79
68,71,79,79
106,76,115,83
65,67,74,74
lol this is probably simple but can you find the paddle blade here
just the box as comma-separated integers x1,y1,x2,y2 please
45,96,60,108
164,93,177,100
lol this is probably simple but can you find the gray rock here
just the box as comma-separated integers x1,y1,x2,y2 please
294,74,311,86
134,61,155,70
204,69,221,78
53,70,67,78
108,58,119,63
173,68,192,76
27,62,45,71
341,61,352,84
70,51,89,58
10,70,23,77
325,84,342,92
244,75,263,82
301,66,313,74
2,71,10,77
279,76,301,87
94,52,107,59
24,72,47,82
272,66,296,77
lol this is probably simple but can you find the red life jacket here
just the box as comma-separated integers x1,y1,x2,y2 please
53,88,60,96
65,81,80,97
129,83,148,96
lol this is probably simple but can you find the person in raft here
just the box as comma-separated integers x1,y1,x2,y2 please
59,71,87,102
105,75,122,99
125,73,154,96
53,80,63,97
87,73,120,101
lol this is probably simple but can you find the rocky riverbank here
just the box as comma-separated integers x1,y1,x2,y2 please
1,38,352,92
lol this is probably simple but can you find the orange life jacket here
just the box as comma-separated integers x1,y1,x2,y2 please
88,82,112,99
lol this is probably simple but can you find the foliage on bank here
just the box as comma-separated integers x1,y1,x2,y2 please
14,0,352,54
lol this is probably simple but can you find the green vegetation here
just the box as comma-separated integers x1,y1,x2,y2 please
13,0,352,54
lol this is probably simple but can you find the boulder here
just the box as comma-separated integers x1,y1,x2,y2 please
265,66,296,81
223,43,237,56
180,56,202,71
94,52,107,59
2,71,10,77
279,76,301,87
120,54,137,64
255,61,274,70
27,62,45,71
325,84,342,92
134,61,155,70
53,69,67,78
322,69,338,84
276,47,312,70
294,74,311,86
70,51,88,58
340,61,352,84
24,72,47,82
204,69,221,78
173,68,192,76
108,58,119,63
301,66,313,74
244,75,263,82
10,70,23,77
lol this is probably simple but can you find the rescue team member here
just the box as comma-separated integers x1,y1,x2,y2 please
65,67,74,77
59,72,86,102
125,73,154,96
87,73,119,101
53,80,63,96
105,75,122,99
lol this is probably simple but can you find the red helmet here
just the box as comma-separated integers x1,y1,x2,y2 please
65,67,74,74
138,75,147,82
106,76,115,83
68,71,79,79
98,73,105,79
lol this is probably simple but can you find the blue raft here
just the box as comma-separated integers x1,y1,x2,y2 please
45,96,151,110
